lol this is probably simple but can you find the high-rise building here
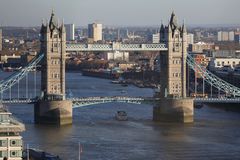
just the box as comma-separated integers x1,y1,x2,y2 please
217,31,234,41
187,33,194,45
0,29,2,51
229,31,235,41
88,23,102,42
152,33,160,43
235,33,240,44
65,24,75,41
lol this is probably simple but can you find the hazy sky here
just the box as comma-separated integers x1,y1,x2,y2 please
0,0,239,27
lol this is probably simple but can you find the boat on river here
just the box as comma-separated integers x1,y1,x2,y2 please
115,111,128,121
23,148,62,160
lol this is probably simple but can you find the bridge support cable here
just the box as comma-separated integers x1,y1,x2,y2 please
34,65,37,98
194,75,197,96
0,53,44,94
26,73,28,99
203,79,205,97
17,79,20,100
211,84,213,98
9,87,11,101
218,88,220,98
187,54,240,97
187,64,190,96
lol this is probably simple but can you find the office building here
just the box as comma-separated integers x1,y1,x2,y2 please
0,107,25,160
152,33,160,43
102,51,129,61
88,23,103,42
187,33,194,45
189,42,214,53
65,24,75,41
235,33,240,44
229,31,235,41
0,29,2,51
217,31,234,41
209,57,240,71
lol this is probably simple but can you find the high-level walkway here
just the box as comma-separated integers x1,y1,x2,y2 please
66,43,168,52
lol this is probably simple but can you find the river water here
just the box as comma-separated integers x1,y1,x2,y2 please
1,72,240,160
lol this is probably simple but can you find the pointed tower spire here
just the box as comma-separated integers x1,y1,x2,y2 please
61,19,66,33
49,9,58,31
182,19,187,33
169,11,178,32
160,21,165,33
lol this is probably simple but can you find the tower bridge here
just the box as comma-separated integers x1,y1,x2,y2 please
1,11,240,125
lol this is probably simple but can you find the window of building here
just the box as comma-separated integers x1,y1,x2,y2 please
54,34,58,38
0,151,8,158
0,140,7,147
10,139,22,147
10,150,22,157
53,43,58,52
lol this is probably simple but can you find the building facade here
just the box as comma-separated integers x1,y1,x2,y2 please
88,23,103,42
187,33,194,45
101,51,129,61
209,57,240,71
217,31,234,41
0,29,2,51
235,33,240,44
152,33,160,43
40,11,66,100
65,24,75,41
189,42,215,53
0,107,25,160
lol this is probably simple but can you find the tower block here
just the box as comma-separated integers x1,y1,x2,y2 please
153,12,194,123
34,11,72,125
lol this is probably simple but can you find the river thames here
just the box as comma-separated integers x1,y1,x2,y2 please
1,72,240,160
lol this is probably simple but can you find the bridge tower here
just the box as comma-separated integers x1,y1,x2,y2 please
153,12,194,123
34,11,72,125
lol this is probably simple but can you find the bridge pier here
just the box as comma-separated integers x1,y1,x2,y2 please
34,100,72,125
153,98,194,123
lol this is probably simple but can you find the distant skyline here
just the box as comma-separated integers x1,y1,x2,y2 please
0,0,240,27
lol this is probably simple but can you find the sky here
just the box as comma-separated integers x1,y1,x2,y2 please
0,0,240,27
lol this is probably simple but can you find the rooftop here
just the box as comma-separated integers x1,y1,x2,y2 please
0,106,25,133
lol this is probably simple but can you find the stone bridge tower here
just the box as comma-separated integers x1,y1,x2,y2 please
153,12,194,123
40,11,66,100
34,11,72,125
159,11,187,98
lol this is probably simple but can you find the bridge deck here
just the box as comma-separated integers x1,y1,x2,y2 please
1,97,240,105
